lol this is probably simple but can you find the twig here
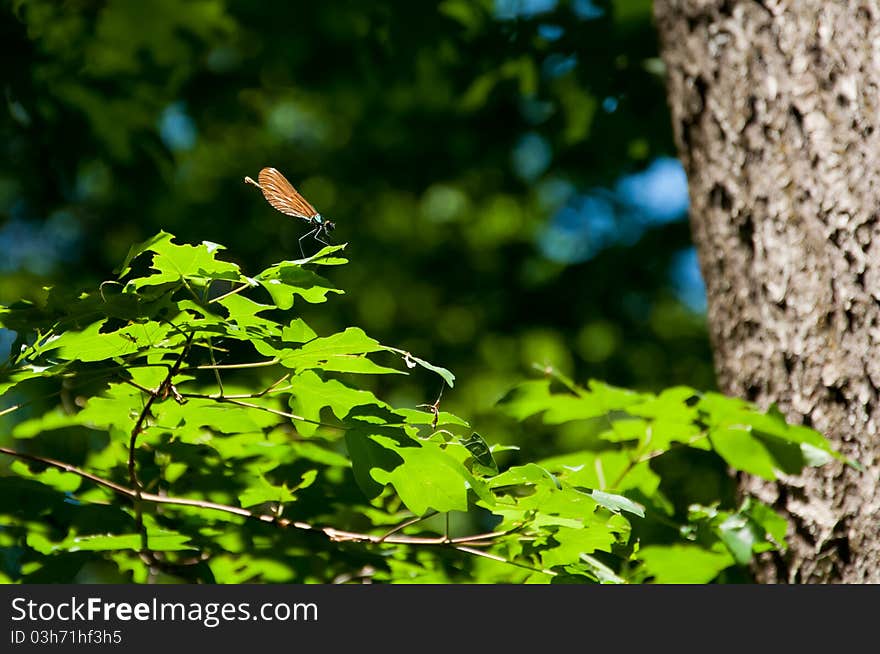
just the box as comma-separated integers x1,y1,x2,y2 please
417,382,445,431
186,373,292,400
128,333,194,568
208,281,253,304
179,394,332,428
128,334,194,486
0,446,530,559
378,510,439,542
610,430,710,489
206,338,224,396
0,404,22,418
453,545,556,577
181,359,280,372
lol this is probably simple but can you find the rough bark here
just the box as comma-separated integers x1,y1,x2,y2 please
652,0,880,582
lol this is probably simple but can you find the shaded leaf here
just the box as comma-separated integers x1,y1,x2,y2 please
460,432,498,474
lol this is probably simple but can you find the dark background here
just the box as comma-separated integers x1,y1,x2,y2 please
0,0,713,448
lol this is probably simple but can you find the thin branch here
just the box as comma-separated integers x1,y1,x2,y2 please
261,374,292,395
206,338,224,396
1,446,134,496
417,382,445,431
609,430,711,490
610,424,653,490
180,393,334,428
121,379,159,397
450,529,521,544
453,545,556,577
378,510,439,542
0,446,525,549
209,282,253,304
186,373,292,401
128,334,194,486
0,404,22,418
128,332,194,567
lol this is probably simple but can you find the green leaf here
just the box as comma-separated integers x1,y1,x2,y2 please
290,441,351,468
11,407,84,439
717,514,757,565
157,397,277,437
488,463,561,490
116,231,174,276
395,351,456,388
281,328,384,370
460,432,498,474
49,321,143,361
596,418,649,443
369,437,485,514
742,498,788,551
298,243,349,265
627,386,699,418
256,262,342,308
587,380,649,413
345,426,407,499
498,379,645,424
496,379,561,421
696,392,752,420
28,530,193,554
153,239,240,280
215,294,277,330
10,461,82,492
540,524,624,568
288,370,388,436
799,442,834,467
397,408,470,428
0,228,842,584
710,427,778,480
207,556,296,584
576,554,626,584
282,319,318,343
0,367,59,397
538,450,663,498
238,469,317,508
315,356,404,376
638,545,734,584
587,489,645,518
507,484,602,525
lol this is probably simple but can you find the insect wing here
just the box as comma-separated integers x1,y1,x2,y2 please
257,167,318,219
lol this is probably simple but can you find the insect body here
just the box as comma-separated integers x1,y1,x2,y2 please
244,167,335,257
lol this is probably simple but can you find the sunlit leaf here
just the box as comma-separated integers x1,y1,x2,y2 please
288,370,389,436
710,427,778,480
27,530,193,554
281,328,383,370
638,545,734,584
369,437,486,514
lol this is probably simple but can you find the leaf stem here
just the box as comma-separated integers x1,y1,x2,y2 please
181,359,280,371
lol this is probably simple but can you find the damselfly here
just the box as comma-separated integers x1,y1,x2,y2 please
245,167,335,257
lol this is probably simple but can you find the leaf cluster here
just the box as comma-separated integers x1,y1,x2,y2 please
0,234,839,583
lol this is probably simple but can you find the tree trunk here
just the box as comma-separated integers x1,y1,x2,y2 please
652,0,880,583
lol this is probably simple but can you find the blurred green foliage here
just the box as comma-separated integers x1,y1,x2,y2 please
1,1,712,484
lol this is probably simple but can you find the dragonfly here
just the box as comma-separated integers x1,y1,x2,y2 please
244,167,335,257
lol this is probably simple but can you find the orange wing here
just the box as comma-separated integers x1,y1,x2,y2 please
254,167,319,219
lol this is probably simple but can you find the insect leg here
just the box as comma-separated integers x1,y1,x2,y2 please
314,224,332,247
299,226,318,258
